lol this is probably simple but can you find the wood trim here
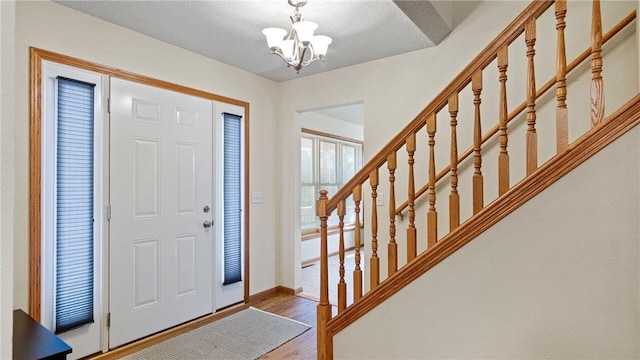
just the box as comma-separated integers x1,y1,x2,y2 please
248,286,303,303
277,286,303,296
28,48,252,321
248,286,298,303
29,48,43,320
89,303,249,359
326,94,640,339
395,9,637,215
301,224,355,241
301,128,363,145
301,246,356,267
31,48,247,107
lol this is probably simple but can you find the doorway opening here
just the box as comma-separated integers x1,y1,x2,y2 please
297,102,364,303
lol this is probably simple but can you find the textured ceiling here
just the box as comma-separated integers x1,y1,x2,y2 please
311,102,364,125
54,0,453,82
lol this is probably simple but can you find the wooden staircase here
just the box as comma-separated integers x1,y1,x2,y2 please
314,1,639,358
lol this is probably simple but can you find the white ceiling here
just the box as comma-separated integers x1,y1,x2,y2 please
310,102,364,125
54,0,454,82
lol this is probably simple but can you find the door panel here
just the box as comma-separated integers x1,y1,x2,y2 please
109,79,213,348
176,144,197,214
176,235,197,296
132,138,160,217
132,238,160,309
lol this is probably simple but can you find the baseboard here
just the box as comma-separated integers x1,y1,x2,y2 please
276,285,303,296
301,246,356,266
248,286,302,303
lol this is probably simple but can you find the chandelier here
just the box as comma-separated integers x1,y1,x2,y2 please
262,0,332,73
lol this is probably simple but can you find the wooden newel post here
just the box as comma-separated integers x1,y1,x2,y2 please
316,190,333,360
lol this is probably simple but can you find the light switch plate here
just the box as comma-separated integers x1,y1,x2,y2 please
251,192,264,204
376,193,384,206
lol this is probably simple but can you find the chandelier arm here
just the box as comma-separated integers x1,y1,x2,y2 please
270,49,296,66
301,56,322,68
300,44,318,67
293,46,309,72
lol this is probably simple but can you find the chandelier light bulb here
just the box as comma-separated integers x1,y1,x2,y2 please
311,35,332,57
292,21,318,46
262,28,288,50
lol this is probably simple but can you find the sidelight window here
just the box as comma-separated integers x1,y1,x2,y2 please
41,62,103,344
222,113,243,285
54,77,96,333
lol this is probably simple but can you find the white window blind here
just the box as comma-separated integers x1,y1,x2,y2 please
54,77,95,333
222,113,242,285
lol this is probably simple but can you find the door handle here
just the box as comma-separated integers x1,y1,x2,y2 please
203,220,213,228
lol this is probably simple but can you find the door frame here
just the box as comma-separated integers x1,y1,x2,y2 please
29,48,251,349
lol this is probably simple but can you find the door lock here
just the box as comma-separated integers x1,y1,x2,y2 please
203,205,211,213
203,220,213,228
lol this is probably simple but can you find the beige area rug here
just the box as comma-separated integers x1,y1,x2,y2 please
300,249,365,306
120,307,311,360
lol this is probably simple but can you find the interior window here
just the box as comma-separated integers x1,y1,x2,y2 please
300,132,363,231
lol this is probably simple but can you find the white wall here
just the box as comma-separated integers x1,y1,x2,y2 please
0,1,15,357
276,0,638,292
334,126,640,359
300,110,364,142
14,1,280,309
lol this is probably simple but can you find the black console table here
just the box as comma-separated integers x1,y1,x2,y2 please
12,309,72,360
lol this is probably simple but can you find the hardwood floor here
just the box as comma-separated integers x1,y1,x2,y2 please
253,293,319,359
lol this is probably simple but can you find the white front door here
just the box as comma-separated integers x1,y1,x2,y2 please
109,78,214,348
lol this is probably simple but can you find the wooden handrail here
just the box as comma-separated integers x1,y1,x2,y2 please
395,9,636,216
322,0,553,215
327,94,640,338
